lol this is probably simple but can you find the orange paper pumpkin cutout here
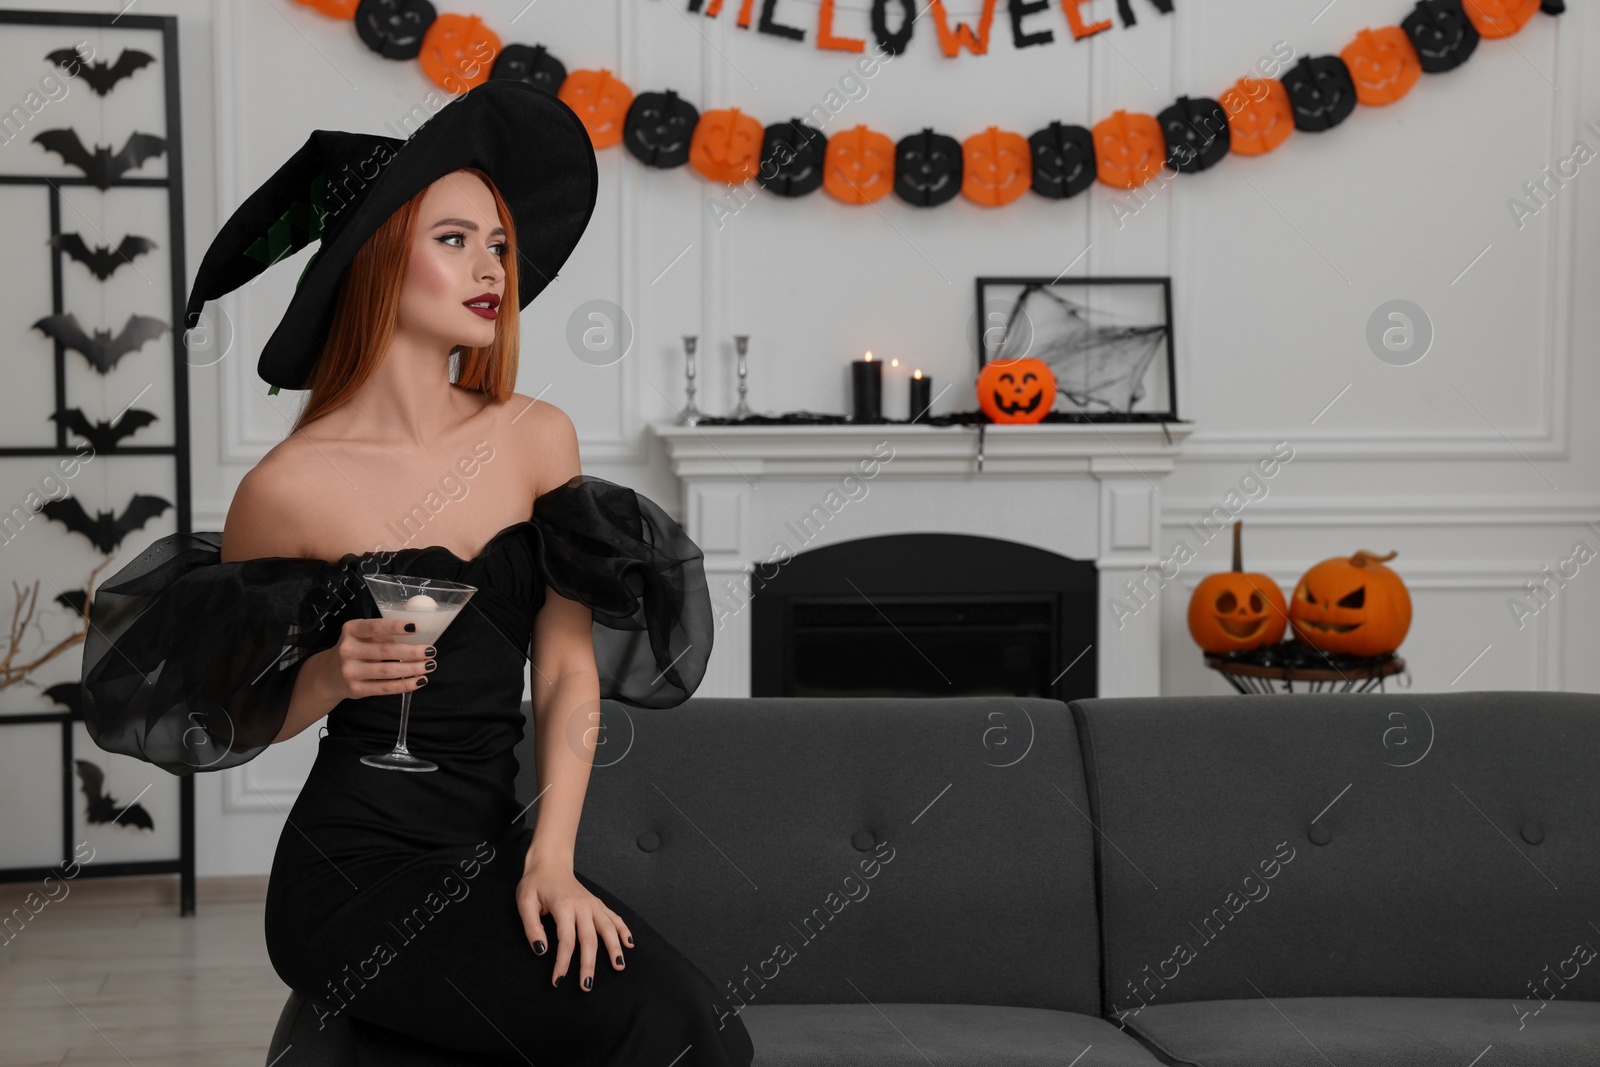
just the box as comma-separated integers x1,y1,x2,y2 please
976,357,1056,423
295,0,360,16
1289,549,1413,657
823,125,896,204
419,14,499,92
1220,77,1294,157
1341,27,1421,106
690,108,766,184
1463,0,1541,38
1092,110,1165,189
1187,523,1288,654
961,126,1032,206
559,69,634,150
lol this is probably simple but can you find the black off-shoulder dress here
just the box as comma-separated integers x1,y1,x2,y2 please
79,475,754,1066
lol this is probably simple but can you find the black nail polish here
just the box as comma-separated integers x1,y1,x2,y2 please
554,974,563,987
425,660,436,671
425,646,436,657
405,623,416,632
533,940,545,954
416,676,428,686
583,976,592,990
626,936,634,946
615,954,623,966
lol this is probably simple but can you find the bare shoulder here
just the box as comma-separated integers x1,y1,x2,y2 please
220,442,319,562
500,392,581,497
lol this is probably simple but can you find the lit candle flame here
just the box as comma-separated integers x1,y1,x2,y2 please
913,368,923,379
864,350,873,361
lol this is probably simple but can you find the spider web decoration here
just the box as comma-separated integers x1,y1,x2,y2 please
989,283,1170,415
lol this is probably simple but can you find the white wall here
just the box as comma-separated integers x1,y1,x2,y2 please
3,0,1596,876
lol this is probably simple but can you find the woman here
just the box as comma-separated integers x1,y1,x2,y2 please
80,80,753,1065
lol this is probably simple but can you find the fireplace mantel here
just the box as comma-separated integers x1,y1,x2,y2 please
651,420,1195,698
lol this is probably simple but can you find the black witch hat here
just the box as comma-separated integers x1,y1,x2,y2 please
183,78,598,392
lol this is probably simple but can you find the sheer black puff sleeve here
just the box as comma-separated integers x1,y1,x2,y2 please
79,533,353,776
530,476,713,709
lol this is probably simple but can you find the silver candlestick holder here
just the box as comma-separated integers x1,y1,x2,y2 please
681,335,703,426
732,335,753,420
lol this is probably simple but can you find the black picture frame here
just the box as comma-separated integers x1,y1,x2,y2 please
974,275,1179,421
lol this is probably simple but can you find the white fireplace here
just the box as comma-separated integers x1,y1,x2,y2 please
652,421,1193,699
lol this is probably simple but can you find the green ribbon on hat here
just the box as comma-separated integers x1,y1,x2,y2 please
244,172,328,268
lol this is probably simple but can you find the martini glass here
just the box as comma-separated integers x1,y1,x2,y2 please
360,574,476,772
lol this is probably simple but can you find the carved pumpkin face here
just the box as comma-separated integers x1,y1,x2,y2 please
490,43,567,92
1342,27,1422,106
1463,0,1540,37
354,0,436,61
758,120,827,197
624,90,700,168
419,13,498,92
1093,110,1166,189
1187,524,1287,654
1221,77,1294,156
894,128,962,207
1028,121,1096,200
1402,0,1480,73
961,126,1032,207
823,125,895,204
977,357,1056,424
690,108,765,184
1158,96,1230,173
1282,55,1358,132
559,69,634,150
1289,549,1413,657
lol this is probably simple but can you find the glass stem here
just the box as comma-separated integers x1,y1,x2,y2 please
393,690,414,755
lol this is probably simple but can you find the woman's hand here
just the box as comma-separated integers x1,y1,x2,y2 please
517,853,633,991
315,617,435,702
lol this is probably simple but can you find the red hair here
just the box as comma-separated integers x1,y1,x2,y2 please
292,167,520,432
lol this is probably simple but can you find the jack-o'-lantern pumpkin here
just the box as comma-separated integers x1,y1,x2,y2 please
759,120,828,197
962,126,1032,206
1093,110,1166,189
559,68,634,150
1282,55,1359,132
691,108,765,184
354,0,436,61
419,13,498,92
1221,77,1294,156
977,357,1056,424
1289,549,1412,657
1402,0,1480,73
1342,27,1422,106
625,90,700,169
490,42,566,92
824,125,896,204
1028,121,1096,200
1463,0,1540,37
895,128,963,206
1157,95,1230,173
1188,522,1288,654
296,0,360,17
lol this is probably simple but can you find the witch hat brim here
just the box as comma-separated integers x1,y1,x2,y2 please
183,79,598,391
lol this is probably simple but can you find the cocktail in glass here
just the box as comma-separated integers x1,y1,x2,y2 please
359,574,476,772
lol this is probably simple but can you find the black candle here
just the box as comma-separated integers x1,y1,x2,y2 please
908,369,931,422
850,352,882,423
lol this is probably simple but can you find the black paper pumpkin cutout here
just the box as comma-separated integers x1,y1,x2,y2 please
1542,0,1564,12
623,90,700,169
894,127,963,207
1028,121,1096,199
1401,0,1480,73
757,120,827,197
1281,55,1358,132
490,43,567,92
1157,96,1230,173
354,0,437,61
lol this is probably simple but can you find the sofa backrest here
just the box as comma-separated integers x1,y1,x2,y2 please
515,696,1104,1015
1072,690,1600,1017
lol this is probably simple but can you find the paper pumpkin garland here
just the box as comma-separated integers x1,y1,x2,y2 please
623,90,699,168
1402,0,1481,72
894,128,963,206
1187,522,1288,654
300,0,1560,201
1342,27,1422,105
1158,95,1230,173
976,357,1056,423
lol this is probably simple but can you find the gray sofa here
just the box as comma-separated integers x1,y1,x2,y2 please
267,691,1600,1065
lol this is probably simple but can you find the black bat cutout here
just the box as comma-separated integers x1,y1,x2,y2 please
54,588,89,615
46,47,156,96
44,681,86,718
74,760,155,830
50,407,159,452
41,494,171,555
33,313,168,375
49,232,158,281
32,129,167,189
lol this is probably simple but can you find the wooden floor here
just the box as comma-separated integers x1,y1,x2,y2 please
0,875,285,1067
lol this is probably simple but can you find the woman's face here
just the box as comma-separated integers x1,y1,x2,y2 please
396,170,508,354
